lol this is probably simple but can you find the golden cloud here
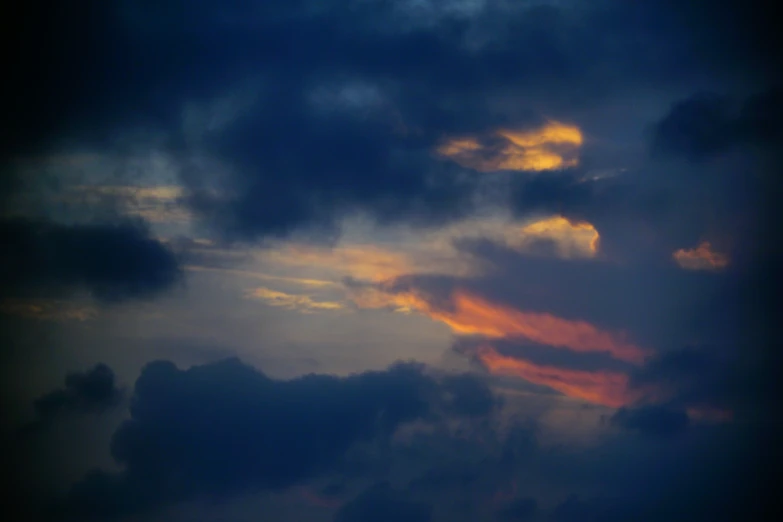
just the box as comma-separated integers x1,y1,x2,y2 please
673,241,729,271
246,287,344,313
436,121,583,172
514,215,599,257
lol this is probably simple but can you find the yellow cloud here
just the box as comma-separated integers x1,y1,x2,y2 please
246,287,344,313
673,241,729,271
437,121,583,172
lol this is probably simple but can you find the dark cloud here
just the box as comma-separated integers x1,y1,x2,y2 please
628,347,739,413
49,358,508,519
610,405,689,437
30,364,123,424
333,482,432,522
440,374,500,418
497,496,537,521
394,242,737,351
651,87,783,160
0,218,181,301
6,1,781,240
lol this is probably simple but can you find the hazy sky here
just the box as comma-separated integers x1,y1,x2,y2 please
2,1,782,521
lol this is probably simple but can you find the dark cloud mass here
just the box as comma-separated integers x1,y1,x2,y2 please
32,364,123,421
0,218,181,300
496,496,537,521
610,405,690,437
332,482,432,522
4,0,780,239
652,87,783,160
55,358,449,518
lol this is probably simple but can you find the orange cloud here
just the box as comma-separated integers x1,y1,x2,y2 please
437,121,583,172
673,241,729,271
428,291,646,363
350,288,647,363
477,345,631,407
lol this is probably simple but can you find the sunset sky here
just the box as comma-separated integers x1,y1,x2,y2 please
2,1,782,521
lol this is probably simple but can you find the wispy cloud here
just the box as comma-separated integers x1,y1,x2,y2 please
245,287,345,313
253,213,601,292
437,121,583,172
354,288,647,364
66,185,191,224
478,345,630,408
0,298,98,321
185,265,337,287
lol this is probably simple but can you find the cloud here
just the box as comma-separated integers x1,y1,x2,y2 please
0,298,97,321
496,496,537,521
436,121,583,172
25,364,124,431
63,185,191,224
673,241,729,271
246,287,345,312
440,373,500,418
55,358,502,518
184,265,337,288
369,288,648,364
0,218,181,301
516,215,599,258
8,1,779,240
332,482,432,522
651,87,783,161
476,345,631,408
610,405,690,437
627,346,740,415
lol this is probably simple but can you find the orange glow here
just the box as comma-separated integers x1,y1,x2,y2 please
673,241,729,271
477,345,631,407
351,288,647,362
436,121,583,172
517,215,600,257
431,291,646,363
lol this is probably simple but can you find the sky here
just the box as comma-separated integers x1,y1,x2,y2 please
2,1,782,520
